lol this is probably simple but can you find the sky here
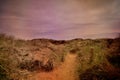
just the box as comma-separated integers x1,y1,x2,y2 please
0,0,120,40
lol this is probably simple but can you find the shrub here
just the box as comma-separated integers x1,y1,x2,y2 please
0,65,10,80
19,60,54,72
80,65,120,80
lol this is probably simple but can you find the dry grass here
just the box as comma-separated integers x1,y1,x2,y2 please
0,34,120,80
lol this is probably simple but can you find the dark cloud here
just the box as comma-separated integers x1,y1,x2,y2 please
0,0,25,17
0,0,8,6
0,0,7,13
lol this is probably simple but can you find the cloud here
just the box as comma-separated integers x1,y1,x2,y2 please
0,0,120,39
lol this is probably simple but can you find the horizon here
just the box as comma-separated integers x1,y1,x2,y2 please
0,0,120,40
0,32,120,40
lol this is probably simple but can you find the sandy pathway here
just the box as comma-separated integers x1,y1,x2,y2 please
30,53,77,80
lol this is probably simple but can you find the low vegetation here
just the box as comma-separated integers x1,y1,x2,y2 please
0,34,120,80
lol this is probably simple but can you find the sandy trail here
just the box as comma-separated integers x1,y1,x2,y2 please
30,53,77,80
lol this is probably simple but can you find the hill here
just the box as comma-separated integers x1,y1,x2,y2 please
0,34,120,80
83,32,120,39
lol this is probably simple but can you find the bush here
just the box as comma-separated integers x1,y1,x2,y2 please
19,60,54,72
107,55,120,68
0,65,10,80
80,65,120,80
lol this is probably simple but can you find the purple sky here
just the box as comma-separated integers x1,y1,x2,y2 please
0,0,120,40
